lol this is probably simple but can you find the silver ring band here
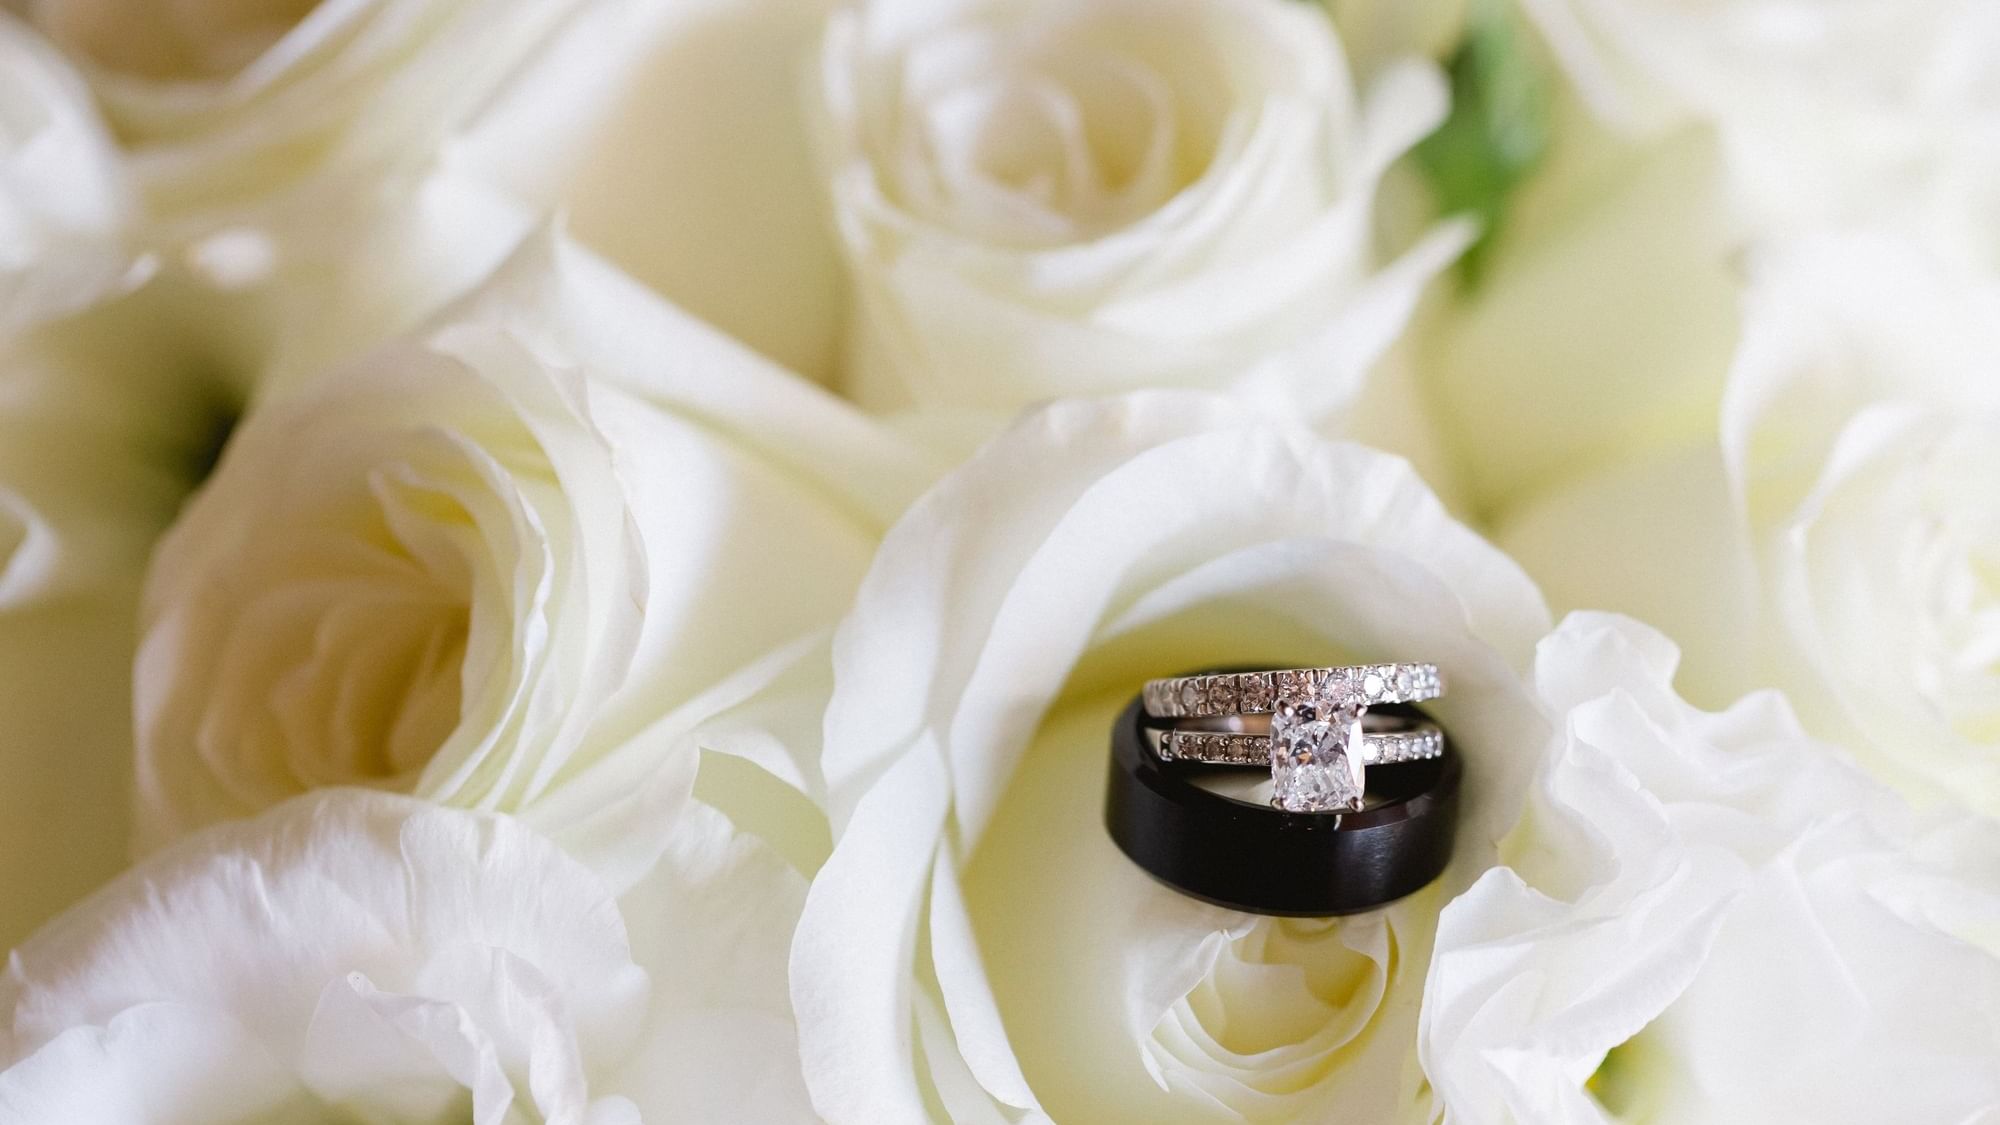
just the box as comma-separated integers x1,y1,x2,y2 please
1142,663,1442,720
1149,723,1444,768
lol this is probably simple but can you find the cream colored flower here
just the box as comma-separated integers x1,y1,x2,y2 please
1488,236,2000,812
27,0,576,238
1721,235,2000,814
134,232,931,874
12,0,602,400
814,0,1468,417
1424,613,2000,1123
791,394,1551,1122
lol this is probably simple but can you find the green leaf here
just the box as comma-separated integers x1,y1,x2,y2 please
1412,1,1551,287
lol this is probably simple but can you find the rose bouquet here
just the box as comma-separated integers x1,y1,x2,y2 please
1,0,1996,1120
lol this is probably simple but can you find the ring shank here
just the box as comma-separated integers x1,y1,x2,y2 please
1144,663,1442,720
1161,710,1435,736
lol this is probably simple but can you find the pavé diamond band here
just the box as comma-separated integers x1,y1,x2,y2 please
1142,662,1442,720
1142,663,1447,814
1148,718,1444,771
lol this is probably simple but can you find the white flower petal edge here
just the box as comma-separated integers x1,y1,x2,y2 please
0,789,648,1122
134,229,935,874
604,794,817,1122
0,786,817,1121
0,14,136,335
1422,612,2000,1124
816,0,1468,418
793,393,1552,1123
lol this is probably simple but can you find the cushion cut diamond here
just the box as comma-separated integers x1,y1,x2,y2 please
1268,682,1367,812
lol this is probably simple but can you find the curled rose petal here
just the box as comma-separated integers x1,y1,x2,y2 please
0,786,819,1119
1423,613,2000,1123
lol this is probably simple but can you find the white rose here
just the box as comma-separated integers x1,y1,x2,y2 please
1423,612,2000,1123
134,231,932,876
1521,0,2000,268
1719,235,2000,813
0,787,816,1120
26,0,577,239
814,0,1470,417
0,13,135,335
11,0,599,399
791,394,1552,1122
1489,235,2000,801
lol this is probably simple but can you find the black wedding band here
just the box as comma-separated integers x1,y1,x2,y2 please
1104,694,1459,916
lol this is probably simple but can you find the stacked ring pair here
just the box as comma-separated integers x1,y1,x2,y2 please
1104,664,1461,915
1144,663,1445,813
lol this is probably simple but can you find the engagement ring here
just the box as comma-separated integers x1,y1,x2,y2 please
1143,664,1445,813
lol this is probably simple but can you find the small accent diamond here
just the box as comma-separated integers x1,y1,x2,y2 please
1205,676,1237,715
1239,674,1273,711
1322,669,1364,710
1274,670,1311,702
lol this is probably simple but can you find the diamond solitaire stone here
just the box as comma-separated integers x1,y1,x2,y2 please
1268,684,1367,812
